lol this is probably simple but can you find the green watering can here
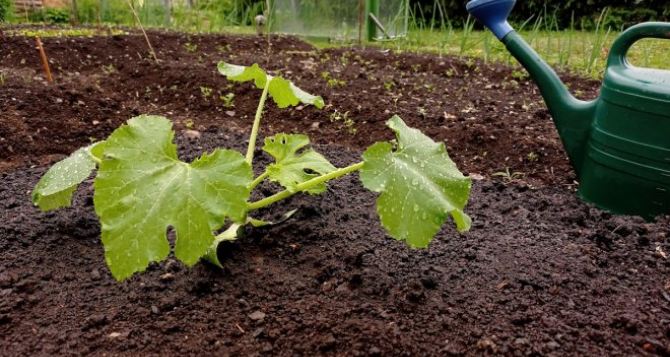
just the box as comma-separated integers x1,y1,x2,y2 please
467,0,670,219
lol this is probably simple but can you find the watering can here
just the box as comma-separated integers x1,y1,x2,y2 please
466,0,670,219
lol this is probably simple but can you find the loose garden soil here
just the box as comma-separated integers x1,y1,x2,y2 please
1,28,669,356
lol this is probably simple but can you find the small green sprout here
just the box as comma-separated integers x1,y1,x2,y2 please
184,42,198,53
329,110,357,135
200,86,213,98
321,71,346,88
32,62,472,281
220,92,235,107
327,78,346,88
101,64,116,75
493,168,525,184
216,44,232,53
511,69,529,81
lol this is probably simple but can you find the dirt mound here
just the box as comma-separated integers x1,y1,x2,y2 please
0,30,600,186
1,128,668,355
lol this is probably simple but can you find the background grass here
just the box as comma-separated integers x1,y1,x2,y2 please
370,27,670,78
4,0,670,78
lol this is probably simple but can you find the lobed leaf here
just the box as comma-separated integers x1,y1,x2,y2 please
218,62,325,109
263,133,336,194
32,142,103,211
360,116,472,248
93,115,252,280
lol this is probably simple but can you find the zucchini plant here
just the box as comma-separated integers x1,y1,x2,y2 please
32,62,473,281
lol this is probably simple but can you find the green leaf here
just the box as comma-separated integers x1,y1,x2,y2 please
360,115,472,248
263,133,336,194
32,142,102,211
218,62,325,109
93,115,252,280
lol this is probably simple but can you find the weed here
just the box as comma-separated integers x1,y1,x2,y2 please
510,69,529,81
493,168,525,184
184,42,198,53
220,92,235,107
101,64,117,75
200,86,213,98
329,109,357,134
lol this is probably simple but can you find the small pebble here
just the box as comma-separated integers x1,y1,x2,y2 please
248,311,266,321
183,130,201,140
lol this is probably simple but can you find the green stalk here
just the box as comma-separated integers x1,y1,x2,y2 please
246,79,271,165
249,170,270,190
247,162,364,211
87,150,102,165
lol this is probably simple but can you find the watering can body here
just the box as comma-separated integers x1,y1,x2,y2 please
467,0,670,219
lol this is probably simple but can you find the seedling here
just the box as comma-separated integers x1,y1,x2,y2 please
321,71,346,88
216,44,232,53
32,62,472,281
327,78,346,88
184,42,198,53
101,64,117,75
510,69,529,81
329,109,357,135
493,168,525,184
200,86,213,99
220,92,235,107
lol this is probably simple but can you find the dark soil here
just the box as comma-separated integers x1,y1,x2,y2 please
1,28,669,356
0,27,600,186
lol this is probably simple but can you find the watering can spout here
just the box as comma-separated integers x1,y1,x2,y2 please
467,0,597,173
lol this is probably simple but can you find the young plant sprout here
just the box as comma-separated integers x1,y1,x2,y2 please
32,62,473,281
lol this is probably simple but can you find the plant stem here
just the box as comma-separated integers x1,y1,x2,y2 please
246,79,270,165
249,170,270,190
247,162,364,211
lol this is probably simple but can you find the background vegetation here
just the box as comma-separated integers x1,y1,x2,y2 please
0,0,12,22
4,0,670,77
412,0,670,30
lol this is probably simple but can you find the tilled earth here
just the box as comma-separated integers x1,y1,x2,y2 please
1,28,669,356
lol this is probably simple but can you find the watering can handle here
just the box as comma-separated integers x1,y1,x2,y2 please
608,22,670,68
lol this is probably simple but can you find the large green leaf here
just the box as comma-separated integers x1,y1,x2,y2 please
32,142,102,211
263,133,336,194
218,62,325,109
93,115,252,280
360,116,472,248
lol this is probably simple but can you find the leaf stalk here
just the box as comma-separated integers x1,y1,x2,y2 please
247,162,364,211
246,79,271,165
248,170,270,190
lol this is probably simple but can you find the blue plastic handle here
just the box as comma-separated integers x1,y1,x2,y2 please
466,0,516,40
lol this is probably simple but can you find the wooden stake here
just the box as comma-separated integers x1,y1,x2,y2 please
35,37,53,83
126,0,159,63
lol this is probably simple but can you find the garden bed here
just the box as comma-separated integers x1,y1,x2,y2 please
1,29,669,355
